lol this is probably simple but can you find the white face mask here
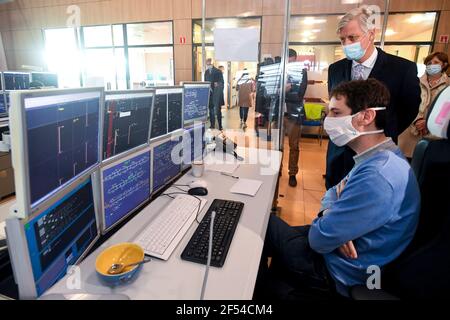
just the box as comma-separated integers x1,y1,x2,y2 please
324,108,386,147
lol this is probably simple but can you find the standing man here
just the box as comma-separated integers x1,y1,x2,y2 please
325,6,421,189
285,49,308,187
204,58,224,130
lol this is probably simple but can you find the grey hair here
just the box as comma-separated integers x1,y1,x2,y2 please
337,5,377,34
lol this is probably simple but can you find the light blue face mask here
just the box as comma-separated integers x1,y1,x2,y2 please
343,34,368,61
426,64,442,76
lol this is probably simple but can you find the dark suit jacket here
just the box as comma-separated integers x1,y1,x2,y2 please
325,48,421,189
204,67,224,108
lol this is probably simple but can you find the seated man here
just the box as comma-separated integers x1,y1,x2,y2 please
255,79,421,299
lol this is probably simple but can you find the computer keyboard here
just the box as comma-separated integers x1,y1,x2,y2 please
134,194,207,260
181,199,244,267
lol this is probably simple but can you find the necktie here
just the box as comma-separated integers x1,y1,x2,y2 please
352,64,365,81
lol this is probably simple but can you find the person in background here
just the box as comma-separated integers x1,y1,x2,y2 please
218,65,226,109
255,79,420,300
237,75,256,129
285,48,308,187
326,5,421,190
204,58,225,130
399,52,449,160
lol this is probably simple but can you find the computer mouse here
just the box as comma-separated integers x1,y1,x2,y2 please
189,180,207,189
188,187,208,196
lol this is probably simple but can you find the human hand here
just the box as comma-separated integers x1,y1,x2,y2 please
339,241,358,259
415,119,426,132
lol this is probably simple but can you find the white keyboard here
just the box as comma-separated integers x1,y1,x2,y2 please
134,194,207,260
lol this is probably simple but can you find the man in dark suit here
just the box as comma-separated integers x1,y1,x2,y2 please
204,58,225,130
325,6,421,189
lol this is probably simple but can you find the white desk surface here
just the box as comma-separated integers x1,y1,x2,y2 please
46,148,282,300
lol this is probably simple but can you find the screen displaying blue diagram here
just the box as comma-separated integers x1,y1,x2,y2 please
102,151,151,231
183,86,209,124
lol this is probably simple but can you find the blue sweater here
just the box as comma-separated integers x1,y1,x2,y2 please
309,139,420,296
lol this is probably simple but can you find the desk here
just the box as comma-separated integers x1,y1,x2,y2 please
46,148,282,300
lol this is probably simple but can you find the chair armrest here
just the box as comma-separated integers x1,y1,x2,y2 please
350,285,400,300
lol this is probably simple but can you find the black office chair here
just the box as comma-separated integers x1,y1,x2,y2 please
351,86,450,300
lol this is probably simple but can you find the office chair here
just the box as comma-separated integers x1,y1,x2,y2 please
350,86,450,300
301,103,326,145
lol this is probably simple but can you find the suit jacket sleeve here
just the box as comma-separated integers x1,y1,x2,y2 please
328,64,334,95
397,63,421,134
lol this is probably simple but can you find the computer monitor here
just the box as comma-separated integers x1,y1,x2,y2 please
99,147,151,233
2,71,31,90
0,93,6,117
103,90,154,161
150,87,184,140
31,72,59,88
151,134,182,193
6,174,100,299
182,82,210,126
182,123,206,170
9,88,104,218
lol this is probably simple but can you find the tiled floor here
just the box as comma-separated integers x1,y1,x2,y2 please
217,105,329,227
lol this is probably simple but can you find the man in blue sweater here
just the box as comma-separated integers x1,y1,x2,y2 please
254,79,420,299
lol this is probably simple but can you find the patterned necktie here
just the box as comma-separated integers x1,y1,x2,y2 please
352,64,365,80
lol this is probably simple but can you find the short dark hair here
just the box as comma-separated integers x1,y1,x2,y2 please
330,79,390,130
424,52,449,72
289,49,297,58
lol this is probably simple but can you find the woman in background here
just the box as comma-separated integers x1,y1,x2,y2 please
399,52,449,160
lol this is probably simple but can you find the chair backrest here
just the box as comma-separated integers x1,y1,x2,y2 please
385,86,450,299
304,103,324,120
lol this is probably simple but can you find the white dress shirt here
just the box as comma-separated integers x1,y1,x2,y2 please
351,48,378,80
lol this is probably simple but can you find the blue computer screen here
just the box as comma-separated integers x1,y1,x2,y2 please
184,87,209,123
0,93,6,115
103,94,153,160
24,178,98,296
4,72,30,90
167,92,183,133
152,138,181,192
150,94,167,139
102,151,151,231
183,124,206,165
25,92,101,207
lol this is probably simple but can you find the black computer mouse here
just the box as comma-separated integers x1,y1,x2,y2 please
188,187,208,196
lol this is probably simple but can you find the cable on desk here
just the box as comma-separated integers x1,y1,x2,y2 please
162,191,204,223
200,210,216,301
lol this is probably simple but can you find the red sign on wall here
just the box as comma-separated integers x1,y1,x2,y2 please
179,36,186,44
439,34,449,44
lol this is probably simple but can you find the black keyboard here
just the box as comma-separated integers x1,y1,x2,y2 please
181,199,244,267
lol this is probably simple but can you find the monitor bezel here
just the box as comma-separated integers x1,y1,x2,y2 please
150,129,184,195
181,122,207,171
10,87,105,219
2,71,32,91
102,89,155,163
181,82,211,126
149,86,184,142
98,145,152,234
6,172,101,299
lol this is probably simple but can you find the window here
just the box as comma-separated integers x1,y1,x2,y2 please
129,47,174,88
127,22,173,46
288,12,438,102
44,28,81,88
44,21,174,89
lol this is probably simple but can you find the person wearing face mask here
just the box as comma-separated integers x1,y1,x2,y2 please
325,5,421,190
254,79,420,300
398,52,449,159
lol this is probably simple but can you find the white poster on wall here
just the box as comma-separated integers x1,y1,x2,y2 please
0,32,8,71
214,28,259,62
